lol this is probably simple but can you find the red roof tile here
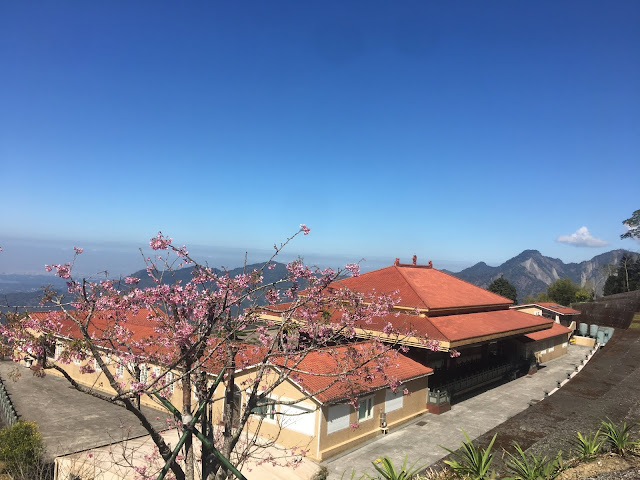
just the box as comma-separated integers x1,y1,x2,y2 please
429,309,554,345
532,303,581,315
263,301,554,346
332,264,513,311
29,309,159,345
524,322,572,341
272,342,432,404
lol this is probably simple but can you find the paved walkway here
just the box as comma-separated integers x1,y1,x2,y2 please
0,360,172,459
324,345,594,478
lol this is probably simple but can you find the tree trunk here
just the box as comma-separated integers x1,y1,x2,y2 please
182,356,194,480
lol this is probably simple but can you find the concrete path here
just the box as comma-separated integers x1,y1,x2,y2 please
324,345,594,479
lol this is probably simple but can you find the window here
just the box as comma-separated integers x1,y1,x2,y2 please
327,404,350,434
539,349,547,355
280,403,315,435
385,388,403,413
251,394,276,421
166,371,175,394
358,395,374,422
139,365,148,384
55,343,64,359
548,345,555,353
116,363,124,378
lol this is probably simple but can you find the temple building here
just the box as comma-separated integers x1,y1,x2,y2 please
262,256,562,413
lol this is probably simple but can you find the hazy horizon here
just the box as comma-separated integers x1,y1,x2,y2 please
1,234,636,279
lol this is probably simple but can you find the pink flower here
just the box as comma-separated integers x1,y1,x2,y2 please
45,265,53,272
54,264,72,279
125,276,140,284
299,224,310,235
149,232,172,250
449,349,461,358
345,263,360,277
73,246,83,255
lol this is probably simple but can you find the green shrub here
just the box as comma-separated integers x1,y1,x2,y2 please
0,420,45,474
600,419,638,456
504,442,563,480
440,430,496,480
368,456,426,480
570,430,603,460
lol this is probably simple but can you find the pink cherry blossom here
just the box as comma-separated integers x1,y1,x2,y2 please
345,263,360,277
149,232,172,250
299,224,310,235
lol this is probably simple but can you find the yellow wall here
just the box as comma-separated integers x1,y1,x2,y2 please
515,306,543,316
572,335,596,347
41,349,180,412
315,377,428,460
531,335,569,363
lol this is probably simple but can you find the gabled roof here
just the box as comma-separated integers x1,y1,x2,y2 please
331,262,513,311
272,342,432,404
512,303,580,315
523,322,572,341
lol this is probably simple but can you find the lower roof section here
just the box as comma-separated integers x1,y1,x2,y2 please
260,305,555,351
349,308,554,349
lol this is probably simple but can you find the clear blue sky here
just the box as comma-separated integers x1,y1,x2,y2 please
1,1,639,275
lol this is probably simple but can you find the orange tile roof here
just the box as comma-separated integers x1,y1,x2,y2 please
272,342,432,404
429,309,554,345
331,264,513,311
29,309,159,346
532,302,581,315
524,322,572,341
31,310,271,372
263,301,554,346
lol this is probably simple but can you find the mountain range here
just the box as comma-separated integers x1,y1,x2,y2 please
447,249,636,301
1,250,637,311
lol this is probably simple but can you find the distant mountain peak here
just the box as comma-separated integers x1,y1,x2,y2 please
452,249,635,300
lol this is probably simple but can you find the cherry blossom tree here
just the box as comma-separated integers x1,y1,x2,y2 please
1,226,423,480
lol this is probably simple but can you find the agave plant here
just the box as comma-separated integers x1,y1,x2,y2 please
600,418,639,456
367,456,426,480
504,442,563,480
440,430,497,480
570,430,603,460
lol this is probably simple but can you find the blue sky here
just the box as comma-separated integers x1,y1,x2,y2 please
1,1,639,276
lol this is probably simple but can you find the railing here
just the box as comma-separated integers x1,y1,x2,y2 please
0,375,19,426
439,362,517,400
428,389,450,405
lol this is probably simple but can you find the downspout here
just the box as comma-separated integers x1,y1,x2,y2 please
315,405,322,460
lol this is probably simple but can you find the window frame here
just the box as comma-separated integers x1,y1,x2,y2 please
357,395,374,422
250,392,277,422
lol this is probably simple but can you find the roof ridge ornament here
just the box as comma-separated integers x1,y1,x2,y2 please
393,256,433,268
